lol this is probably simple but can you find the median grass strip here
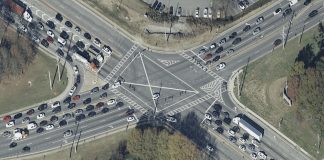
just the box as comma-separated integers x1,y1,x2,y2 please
236,25,324,158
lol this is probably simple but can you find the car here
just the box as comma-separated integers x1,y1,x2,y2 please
107,99,116,105
273,8,282,15
243,0,250,6
309,10,318,18
232,126,240,133
22,146,31,152
75,114,86,122
112,80,121,88
9,142,17,148
93,38,101,47
37,22,44,30
216,62,226,71
127,116,135,122
239,137,247,143
250,153,257,159
223,117,231,125
213,55,220,62
37,112,45,119
215,127,224,134
88,111,97,117
198,48,206,55
59,120,67,127
51,101,60,108
238,1,245,10
228,129,235,136
63,130,73,137
229,32,237,39
239,144,246,151
214,119,222,126
65,21,73,28
40,120,48,127
152,93,160,100
56,49,65,58
76,41,85,50
45,124,54,130
304,0,311,5
50,116,59,123
41,39,49,48
63,113,72,119
32,35,40,43
6,120,15,128
126,109,135,116
73,65,79,75
209,43,217,49
95,102,105,109
226,49,235,54
195,7,199,18
52,106,61,114
169,6,173,15
75,109,83,115
47,30,54,38
83,98,91,104
91,87,99,94
38,103,48,111
232,37,241,45
218,38,226,46
84,32,91,40
256,16,264,25
22,117,30,124
243,25,251,32
2,131,12,137
258,151,267,159
203,8,208,18
204,113,212,120
208,7,212,18
252,27,261,35
86,105,95,111
212,110,220,118
66,54,73,63
102,45,112,55
101,107,109,113
206,144,214,151
75,26,81,33
46,36,54,43
56,13,63,22
67,103,76,109
14,113,22,119
229,136,237,143
204,119,212,125
116,102,124,108
155,2,161,10
27,122,38,130
69,86,77,96
19,25,27,33
252,138,261,146
72,95,80,102
36,127,44,133
283,8,292,17
102,83,110,90
63,96,72,104
248,144,256,151
215,46,223,54
176,7,182,17
46,20,56,29
76,75,81,84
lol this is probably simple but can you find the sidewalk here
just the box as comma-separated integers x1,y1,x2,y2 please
0,46,74,118
227,69,315,160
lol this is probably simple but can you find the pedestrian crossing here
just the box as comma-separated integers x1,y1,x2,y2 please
104,44,138,81
111,89,147,113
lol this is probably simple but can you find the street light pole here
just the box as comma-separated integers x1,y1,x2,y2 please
48,71,52,90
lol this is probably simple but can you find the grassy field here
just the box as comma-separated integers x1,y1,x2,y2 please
25,130,128,160
236,25,324,158
0,52,68,114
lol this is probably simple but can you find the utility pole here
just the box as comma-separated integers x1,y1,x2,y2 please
282,25,286,49
57,57,61,81
75,130,82,153
48,71,52,90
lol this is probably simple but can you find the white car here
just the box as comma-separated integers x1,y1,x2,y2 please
252,27,261,35
256,16,264,25
206,144,214,151
58,37,66,46
239,144,246,151
47,30,55,38
239,137,246,143
45,124,54,130
250,153,257,160
22,117,30,124
166,116,177,123
32,35,40,43
73,65,79,75
102,45,112,55
216,62,226,71
112,80,121,88
228,129,235,136
69,86,77,96
93,38,101,47
19,25,27,33
37,112,45,119
209,43,217,49
27,122,38,130
257,151,267,159
252,138,261,147
208,8,212,18
51,101,60,108
152,93,160,100
238,1,245,10
195,8,199,18
273,8,282,15
205,113,212,120
107,99,116,105
203,8,208,18
63,130,73,137
127,116,135,122
6,120,15,128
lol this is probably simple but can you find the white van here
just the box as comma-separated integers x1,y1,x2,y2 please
58,37,66,46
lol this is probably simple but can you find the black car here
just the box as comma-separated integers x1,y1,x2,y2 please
102,83,109,90
36,127,44,133
91,87,99,93
215,46,223,54
169,6,173,15
14,113,23,119
46,20,55,29
223,112,230,118
66,54,73,62
37,22,44,30
59,120,67,127
76,41,85,49
100,92,108,99
76,75,81,84
75,114,86,122
40,120,48,127
223,117,231,125
212,110,220,117
215,119,222,126
38,103,48,111
50,116,59,123
63,96,71,104
56,13,63,22
67,103,76,109
60,31,69,40
126,109,135,115
9,142,17,148
309,10,318,18
283,8,292,17
63,113,72,119
304,0,311,5
86,105,94,111
213,104,222,112
101,107,109,113
56,49,65,57
83,98,91,105
215,127,224,134
232,37,242,45
243,25,251,32
65,21,73,28
232,126,240,133
22,146,30,152
52,106,61,114
88,111,96,117
151,0,158,8
229,32,237,39
26,109,35,115
116,102,124,108
212,55,220,62
84,32,91,40
41,39,49,48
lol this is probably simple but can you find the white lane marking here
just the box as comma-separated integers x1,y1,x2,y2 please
205,98,219,113
162,93,197,111
122,82,198,93
119,85,153,110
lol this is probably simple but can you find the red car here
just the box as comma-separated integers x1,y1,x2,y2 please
46,36,54,43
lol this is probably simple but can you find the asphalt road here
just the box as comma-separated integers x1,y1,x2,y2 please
0,0,322,159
